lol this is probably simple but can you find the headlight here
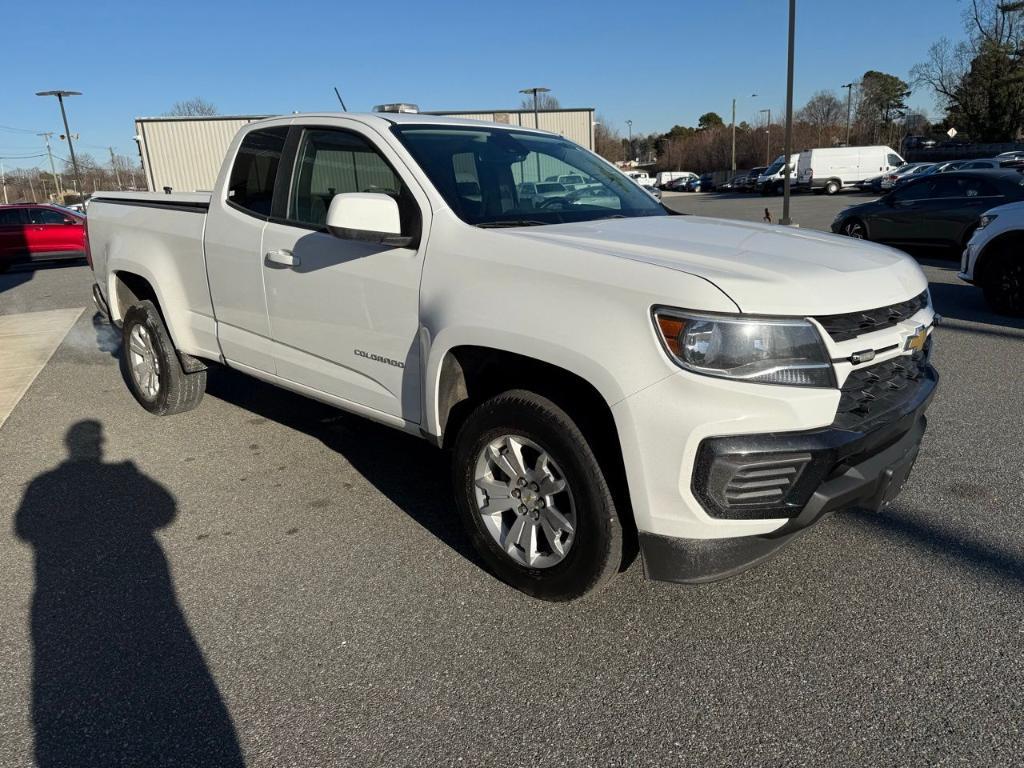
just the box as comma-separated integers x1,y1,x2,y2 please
976,214,997,230
653,309,835,387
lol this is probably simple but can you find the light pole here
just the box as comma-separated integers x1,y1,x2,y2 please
519,86,550,182
36,90,85,204
731,94,757,174
842,82,855,145
626,119,633,161
781,0,797,227
760,108,772,165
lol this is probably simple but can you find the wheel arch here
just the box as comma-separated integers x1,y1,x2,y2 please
430,342,636,549
108,268,207,373
975,229,1024,285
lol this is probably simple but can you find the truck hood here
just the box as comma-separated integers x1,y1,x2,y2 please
503,215,927,315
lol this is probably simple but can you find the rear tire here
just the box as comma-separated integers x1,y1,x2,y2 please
120,300,206,415
982,252,1024,316
843,219,867,239
452,390,623,601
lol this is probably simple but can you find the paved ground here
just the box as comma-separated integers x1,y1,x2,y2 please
1,224,1023,766
661,188,879,232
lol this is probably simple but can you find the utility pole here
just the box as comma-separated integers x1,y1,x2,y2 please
36,90,85,203
28,174,35,201
108,147,123,190
519,86,550,182
842,82,855,145
731,94,757,176
781,0,797,227
626,119,633,161
731,99,737,173
38,132,63,196
1,161,7,204
760,108,772,165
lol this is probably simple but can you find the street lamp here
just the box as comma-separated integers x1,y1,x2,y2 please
760,108,772,166
731,93,757,173
519,86,550,182
780,0,797,227
841,82,856,145
36,90,85,204
626,119,633,161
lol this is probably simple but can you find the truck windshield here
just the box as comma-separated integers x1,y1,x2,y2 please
392,125,666,226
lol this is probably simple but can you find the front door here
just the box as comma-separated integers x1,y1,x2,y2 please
25,207,83,254
261,124,426,423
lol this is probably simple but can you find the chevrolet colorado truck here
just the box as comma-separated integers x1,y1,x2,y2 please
87,113,937,600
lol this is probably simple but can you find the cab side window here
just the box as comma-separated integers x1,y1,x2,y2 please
287,128,415,233
227,127,288,217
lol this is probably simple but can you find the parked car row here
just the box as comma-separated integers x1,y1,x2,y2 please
832,169,1024,314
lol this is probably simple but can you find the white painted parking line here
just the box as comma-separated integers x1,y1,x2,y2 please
0,308,84,429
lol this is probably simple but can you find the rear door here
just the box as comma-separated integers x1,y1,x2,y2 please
931,176,1005,244
204,124,290,373
259,121,428,423
0,208,27,260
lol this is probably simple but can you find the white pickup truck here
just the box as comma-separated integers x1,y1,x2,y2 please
87,112,938,600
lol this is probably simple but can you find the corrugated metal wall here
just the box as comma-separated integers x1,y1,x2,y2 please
428,109,595,150
136,116,268,193
135,109,595,192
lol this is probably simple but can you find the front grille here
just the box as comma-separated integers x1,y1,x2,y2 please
815,291,928,342
834,347,931,431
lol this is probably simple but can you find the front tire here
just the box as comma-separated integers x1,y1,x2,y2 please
452,390,623,601
825,179,840,195
982,252,1024,316
120,300,206,415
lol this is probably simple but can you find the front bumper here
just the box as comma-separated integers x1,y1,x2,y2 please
638,363,936,583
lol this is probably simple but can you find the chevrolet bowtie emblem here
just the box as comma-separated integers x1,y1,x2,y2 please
904,325,928,352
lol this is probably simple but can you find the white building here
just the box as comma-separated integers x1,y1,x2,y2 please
134,107,596,193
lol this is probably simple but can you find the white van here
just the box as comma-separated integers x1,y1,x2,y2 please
655,171,697,190
797,146,904,195
757,154,800,194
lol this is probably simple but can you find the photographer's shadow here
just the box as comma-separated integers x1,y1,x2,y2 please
14,420,244,768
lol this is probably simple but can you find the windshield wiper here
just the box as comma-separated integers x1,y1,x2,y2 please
475,220,548,228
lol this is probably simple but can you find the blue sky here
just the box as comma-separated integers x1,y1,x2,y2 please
2,0,968,170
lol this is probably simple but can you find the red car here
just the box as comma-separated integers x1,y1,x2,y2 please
0,204,86,271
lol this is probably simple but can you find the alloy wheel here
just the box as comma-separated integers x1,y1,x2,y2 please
473,434,577,568
128,324,161,399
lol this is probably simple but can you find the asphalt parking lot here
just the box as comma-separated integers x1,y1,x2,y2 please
661,187,878,230
2,197,1023,766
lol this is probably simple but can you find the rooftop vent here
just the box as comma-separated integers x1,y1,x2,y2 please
373,103,419,114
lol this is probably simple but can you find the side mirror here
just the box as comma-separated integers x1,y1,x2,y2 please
63,217,76,225
326,193,411,247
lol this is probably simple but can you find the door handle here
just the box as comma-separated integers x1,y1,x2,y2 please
265,249,299,268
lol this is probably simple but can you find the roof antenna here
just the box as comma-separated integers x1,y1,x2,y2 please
333,87,348,112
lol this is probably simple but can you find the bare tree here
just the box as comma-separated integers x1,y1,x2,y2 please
166,98,219,117
912,0,1024,140
519,92,561,111
594,114,624,162
797,90,844,145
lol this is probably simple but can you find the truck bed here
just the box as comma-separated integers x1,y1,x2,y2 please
87,190,221,362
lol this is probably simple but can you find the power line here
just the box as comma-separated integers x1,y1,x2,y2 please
0,123,43,134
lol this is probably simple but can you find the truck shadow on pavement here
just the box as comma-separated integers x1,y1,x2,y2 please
14,420,246,768
844,506,1024,588
204,367,483,568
